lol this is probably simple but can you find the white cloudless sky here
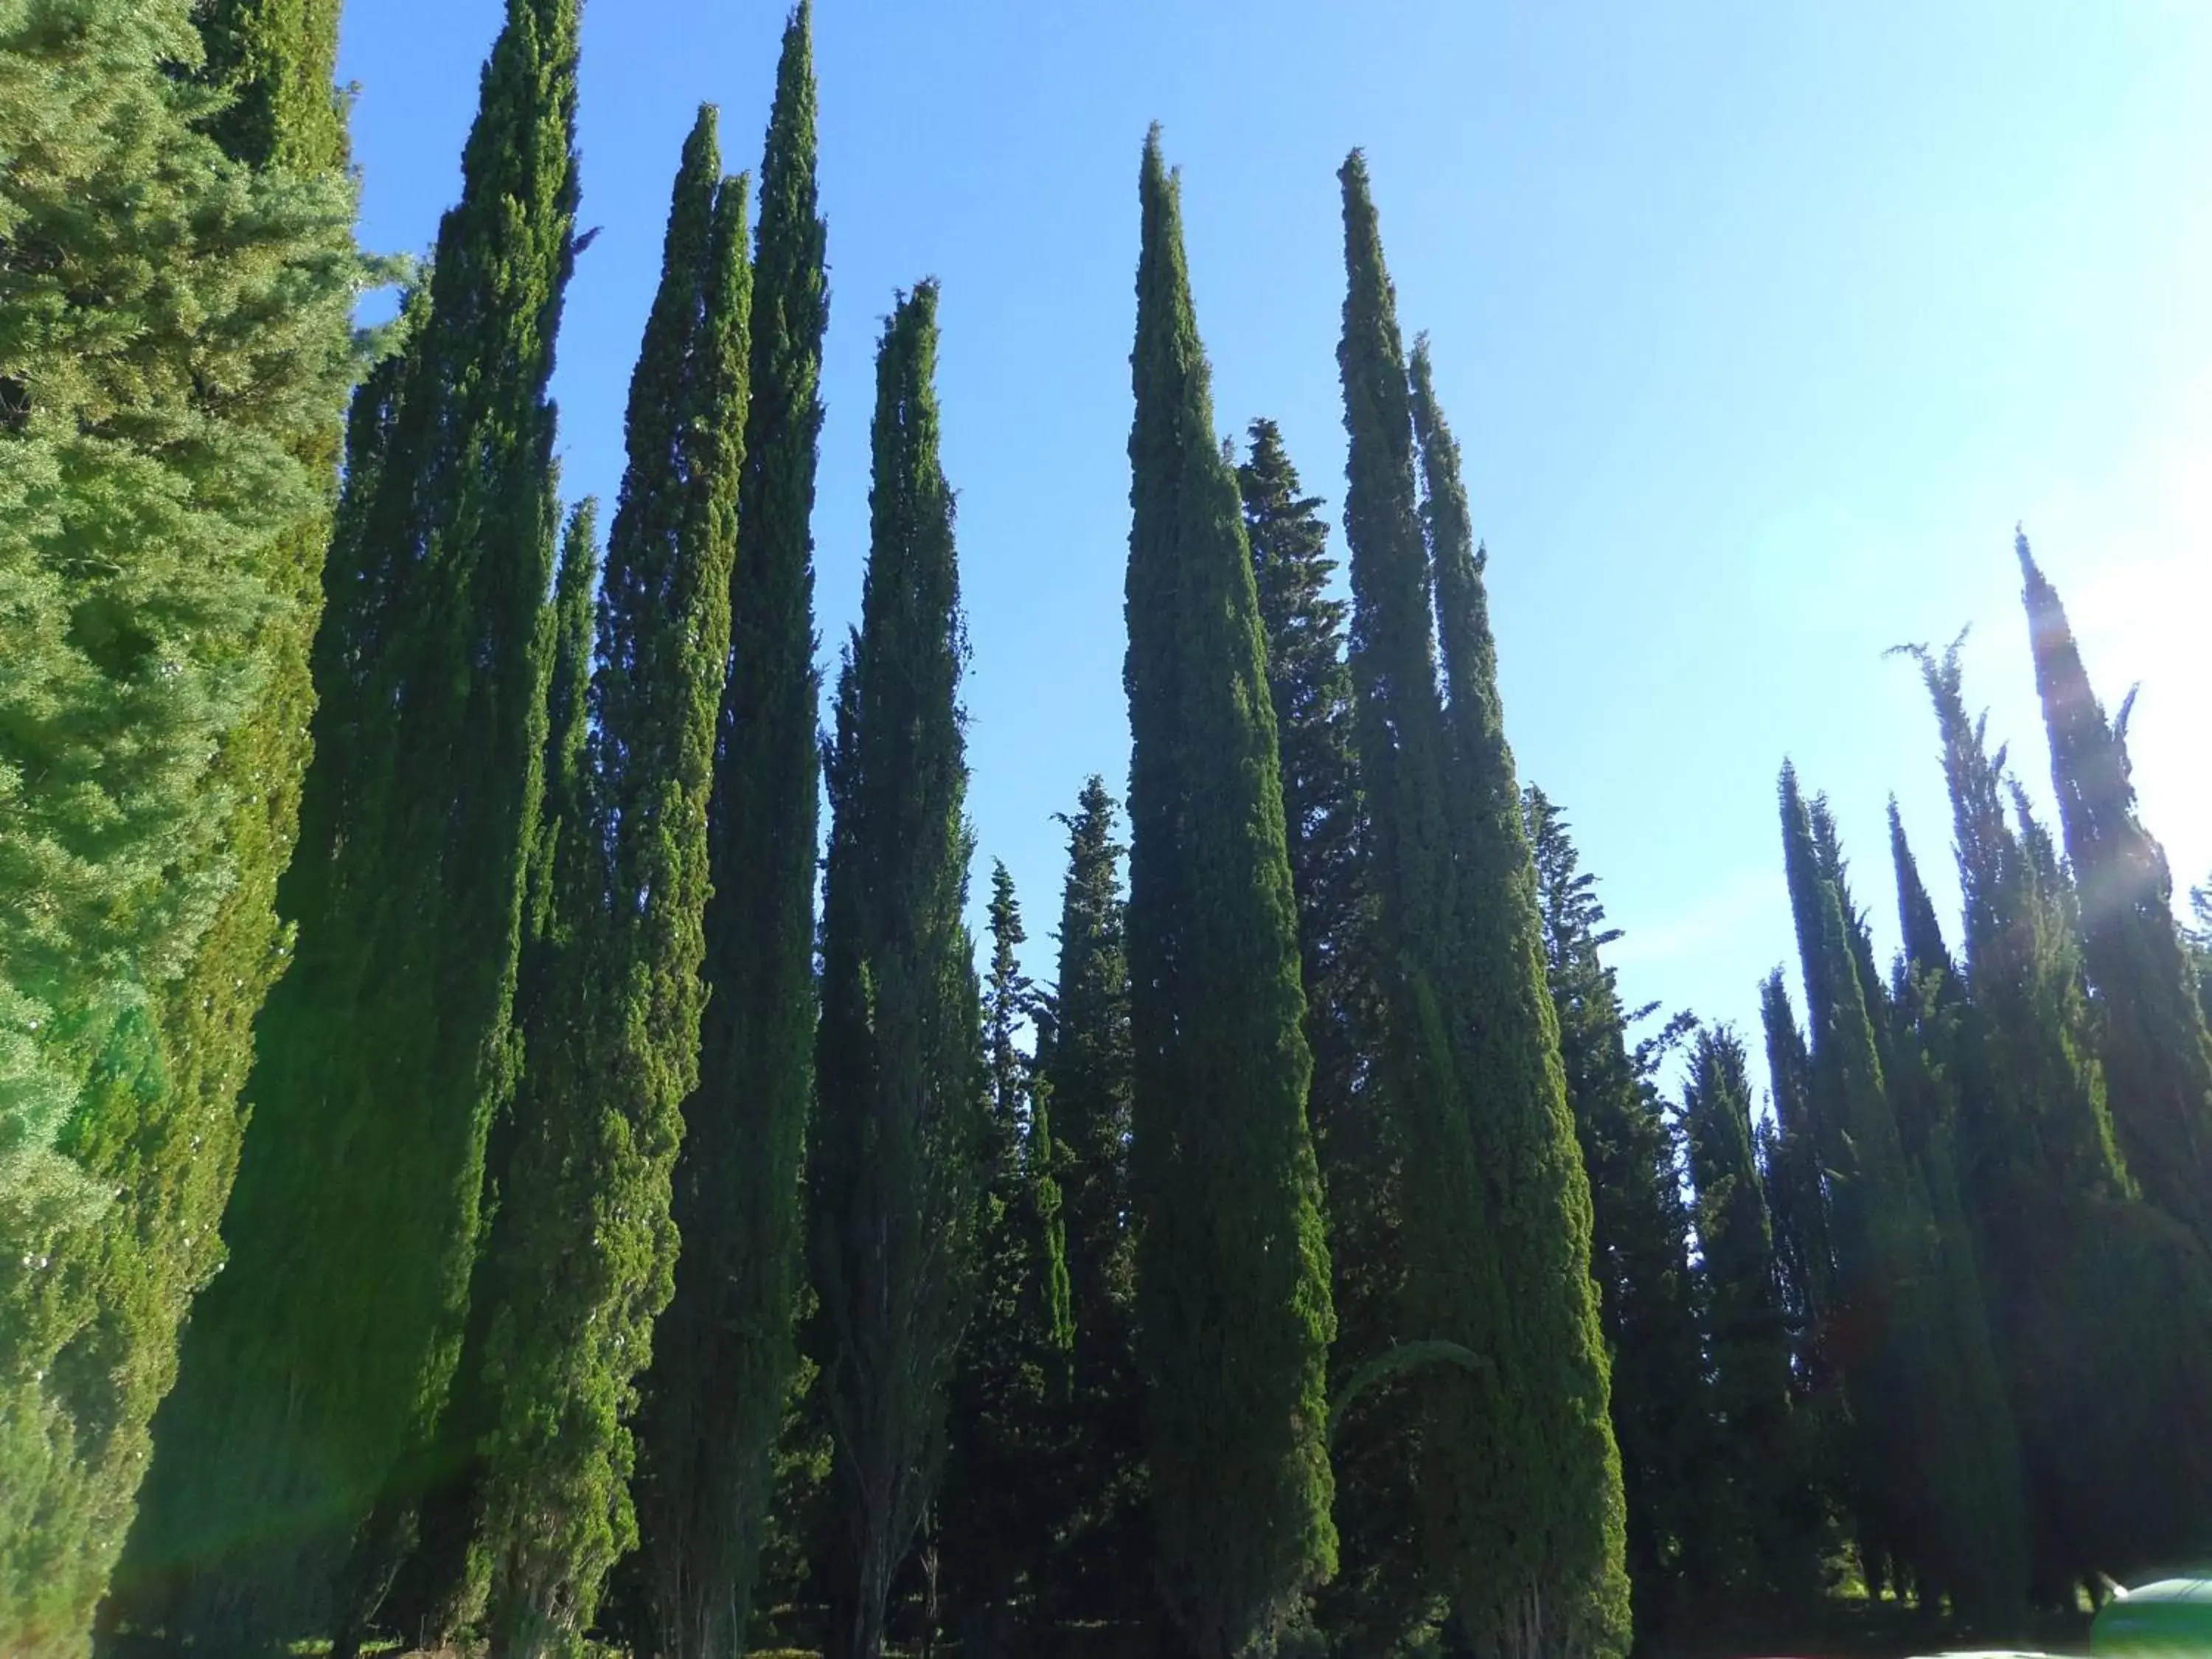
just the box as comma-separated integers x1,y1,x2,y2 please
338,0,2212,1089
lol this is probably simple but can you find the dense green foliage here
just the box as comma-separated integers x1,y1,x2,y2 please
18,10,2212,1654
1239,421,1425,1655
635,13,829,1659
1680,1026,1816,1608
810,282,981,1659
457,110,752,1659
116,1,580,1646
0,2,358,1650
1124,129,1337,1659
937,863,1074,1655
1038,777,1147,1632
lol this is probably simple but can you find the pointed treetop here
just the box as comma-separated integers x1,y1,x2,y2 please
1888,797,1955,987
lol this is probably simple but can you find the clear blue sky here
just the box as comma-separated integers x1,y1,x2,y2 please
338,0,2212,1084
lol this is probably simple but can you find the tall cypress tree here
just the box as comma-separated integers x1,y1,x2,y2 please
1398,263,1628,1655
1237,420,1422,1656
1040,777,1146,1631
639,15,828,1655
462,114,751,1659
810,282,981,1659
1680,1027,1813,1608
125,1,581,1645
1526,787,1706,1630
0,2,358,1649
2017,533,2212,1251
1124,130,1336,1659
939,863,1074,1655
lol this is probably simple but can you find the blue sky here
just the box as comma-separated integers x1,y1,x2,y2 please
338,0,2212,1083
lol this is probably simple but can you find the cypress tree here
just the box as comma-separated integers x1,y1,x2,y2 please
810,282,982,1659
1777,767,2027,1624
1237,420,1422,1655
639,14,827,1654
1040,777,1147,1631
1124,130,1336,1659
1396,278,1628,1647
462,114,751,1659
125,0,581,1644
1680,1026,1815,1608
0,2,358,1648
2017,532,2212,1250
939,862,1074,1655
1526,787,1707,1630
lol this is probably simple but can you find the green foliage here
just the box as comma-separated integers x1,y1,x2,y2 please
120,1,580,1646
1527,787,1708,1630
1334,150,1625,1653
1040,776,1147,1631
0,1,359,1649
636,17,827,1657
1239,420,1422,1657
938,863,1076,1653
2017,533,2212,1251
1125,129,1337,1659
810,281,982,1659
1777,767,2027,1624
1412,332,1630,1659
461,111,751,1659
1681,1027,1820,1609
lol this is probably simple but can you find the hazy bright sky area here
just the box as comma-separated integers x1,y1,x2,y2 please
338,1,2212,1075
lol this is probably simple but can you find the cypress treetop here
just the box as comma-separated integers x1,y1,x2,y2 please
1125,128,1336,1659
639,9,829,1655
811,280,982,1659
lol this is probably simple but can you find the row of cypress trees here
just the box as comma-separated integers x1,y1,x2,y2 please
10,4,2212,1658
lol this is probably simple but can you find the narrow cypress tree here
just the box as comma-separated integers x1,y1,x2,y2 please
2017,533,2212,1251
1680,1026,1815,1608
1237,420,1422,1655
464,115,751,1659
1124,131,1336,1659
1526,787,1707,1630
127,1,581,1644
810,282,982,1659
1390,270,1627,1646
939,863,1074,1654
639,15,827,1655
1041,777,1147,1631
0,3,358,1648
1777,768,2027,1624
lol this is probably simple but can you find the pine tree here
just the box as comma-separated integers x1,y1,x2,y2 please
637,15,828,1655
1374,226,1625,1644
1681,1027,1814,1609
1124,130,1336,1659
124,1,581,1645
459,113,751,1659
939,863,1074,1655
1527,787,1707,1630
1236,419,1422,1655
2017,533,2212,1251
1777,766,2026,1624
810,282,982,1659
1040,777,1147,1631
0,2,358,1648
